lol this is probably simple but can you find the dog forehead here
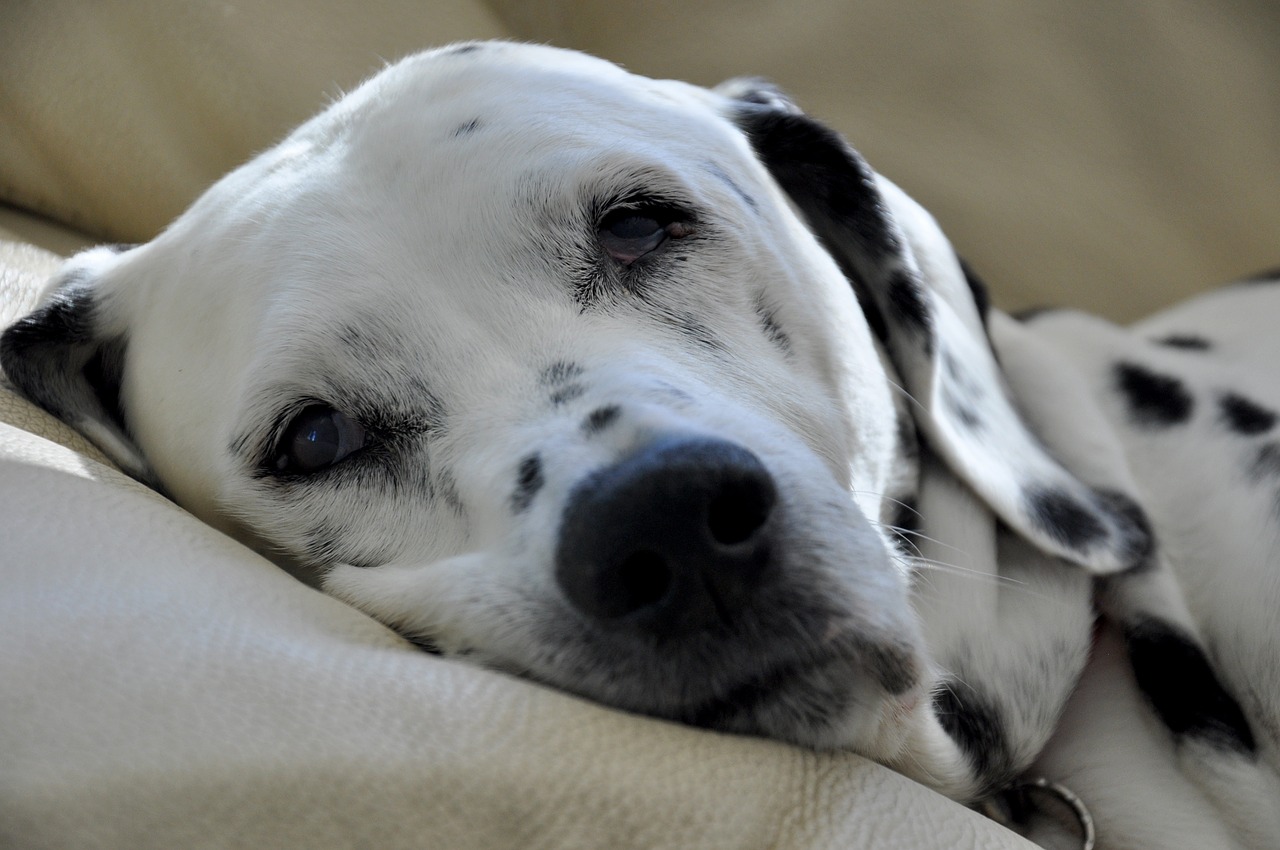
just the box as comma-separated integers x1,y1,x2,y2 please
327,42,736,179
366,42,721,127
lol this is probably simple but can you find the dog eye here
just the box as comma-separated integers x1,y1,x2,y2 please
598,205,692,265
272,404,368,475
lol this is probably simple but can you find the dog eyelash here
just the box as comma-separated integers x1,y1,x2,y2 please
254,397,423,481
592,191,697,247
575,191,700,306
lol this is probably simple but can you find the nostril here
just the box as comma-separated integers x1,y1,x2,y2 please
706,477,776,546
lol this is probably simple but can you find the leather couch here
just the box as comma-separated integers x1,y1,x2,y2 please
3,3,1276,847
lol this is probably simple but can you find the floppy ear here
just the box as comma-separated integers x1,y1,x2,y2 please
1,247,152,482
723,86,1150,573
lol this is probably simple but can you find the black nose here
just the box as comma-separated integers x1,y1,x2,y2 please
554,437,778,635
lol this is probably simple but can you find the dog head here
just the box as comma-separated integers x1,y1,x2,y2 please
1,42,1147,782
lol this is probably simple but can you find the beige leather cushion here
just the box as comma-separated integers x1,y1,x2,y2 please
497,0,1280,320
0,241,1034,849
0,0,510,242
4,1,1279,321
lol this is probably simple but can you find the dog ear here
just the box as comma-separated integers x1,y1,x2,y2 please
1,247,152,482
725,88,1150,573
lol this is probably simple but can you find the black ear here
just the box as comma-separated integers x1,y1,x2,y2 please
1,249,150,480
724,87,1151,574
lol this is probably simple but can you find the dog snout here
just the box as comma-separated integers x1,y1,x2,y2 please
554,436,778,635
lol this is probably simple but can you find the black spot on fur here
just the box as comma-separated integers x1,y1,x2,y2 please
1218,392,1276,435
541,361,584,386
1236,266,1280,285
80,339,129,432
895,406,919,464
1113,362,1195,427
436,468,466,517
847,267,889,346
407,634,443,655
864,641,919,697
941,383,983,430
958,257,992,336
734,108,900,258
1251,442,1280,481
443,42,483,56
582,405,621,435
887,497,922,557
1011,305,1065,323
0,279,130,435
302,522,392,570
550,384,586,406
705,162,758,210
2,275,95,351
420,390,448,435
336,323,375,355
717,77,799,113
654,382,695,405
452,118,482,137
1093,488,1156,567
934,679,1011,787
1154,333,1212,351
886,270,932,337
511,453,544,513
753,298,791,352
732,106,956,359
1125,620,1256,754
669,312,724,351
940,351,985,430
1023,486,1108,552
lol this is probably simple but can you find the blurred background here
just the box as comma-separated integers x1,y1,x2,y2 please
2,0,1277,319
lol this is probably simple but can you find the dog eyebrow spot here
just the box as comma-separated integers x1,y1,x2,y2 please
550,383,586,406
1113,361,1195,427
582,405,621,435
452,118,482,137
541,361,585,386
1153,333,1212,351
511,453,545,513
1218,392,1276,435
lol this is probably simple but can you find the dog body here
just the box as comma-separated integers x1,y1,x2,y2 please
3,42,1277,845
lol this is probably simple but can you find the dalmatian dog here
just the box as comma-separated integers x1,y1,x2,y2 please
3,41,1278,847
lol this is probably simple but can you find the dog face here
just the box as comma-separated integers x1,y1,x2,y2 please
2,42,1149,784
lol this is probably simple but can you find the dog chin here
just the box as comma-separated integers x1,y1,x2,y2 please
689,653,926,756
